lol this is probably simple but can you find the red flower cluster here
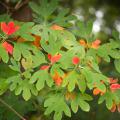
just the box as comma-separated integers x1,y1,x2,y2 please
0,21,19,55
1,21,19,35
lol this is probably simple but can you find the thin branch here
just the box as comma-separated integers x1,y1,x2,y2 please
0,98,26,120
0,1,9,10
14,0,29,10
5,0,10,3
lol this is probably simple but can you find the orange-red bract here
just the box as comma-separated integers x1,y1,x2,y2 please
110,83,120,90
109,78,118,84
32,35,41,48
50,24,64,30
72,56,80,65
91,39,101,49
79,40,86,47
2,41,13,55
1,21,19,35
53,71,63,86
40,65,50,70
48,54,61,64
93,88,105,96
65,92,76,101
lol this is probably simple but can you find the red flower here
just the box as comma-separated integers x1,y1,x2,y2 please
72,56,80,65
91,39,101,49
110,83,120,90
1,21,19,35
48,54,61,64
40,65,50,70
2,41,13,55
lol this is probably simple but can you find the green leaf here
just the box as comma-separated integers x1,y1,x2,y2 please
30,70,53,91
7,75,21,91
44,93,71,120
82,67,108,89
21,56,33,70
7,76,38,101
79,99,90,112
16,22,35,41
13,43,40,63
77,75,86,93
97,40,120,62
71,100,78,113
97,45,110,62
9,58,20,72
41,33,62,54
98,95,105,104
74,20,93,40
31,25,50,40
71,93,92,113
84,55,101,73
114,59,120,73
0,78,8,95
106,96,113,109
32,51,46,68
53,8,76,27
29,0,58,20
0,44,9,63
109,50,120,59
22,86,31,101
54,112,62,120
62,71,85,92
96,83,106,92
60,46,85,69
50,64,64,76
59,30,78,49
98,91,115,110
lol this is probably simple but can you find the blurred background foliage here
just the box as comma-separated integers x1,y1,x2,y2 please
0,0,120,120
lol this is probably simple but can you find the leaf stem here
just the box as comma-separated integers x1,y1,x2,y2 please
0,98,26,120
